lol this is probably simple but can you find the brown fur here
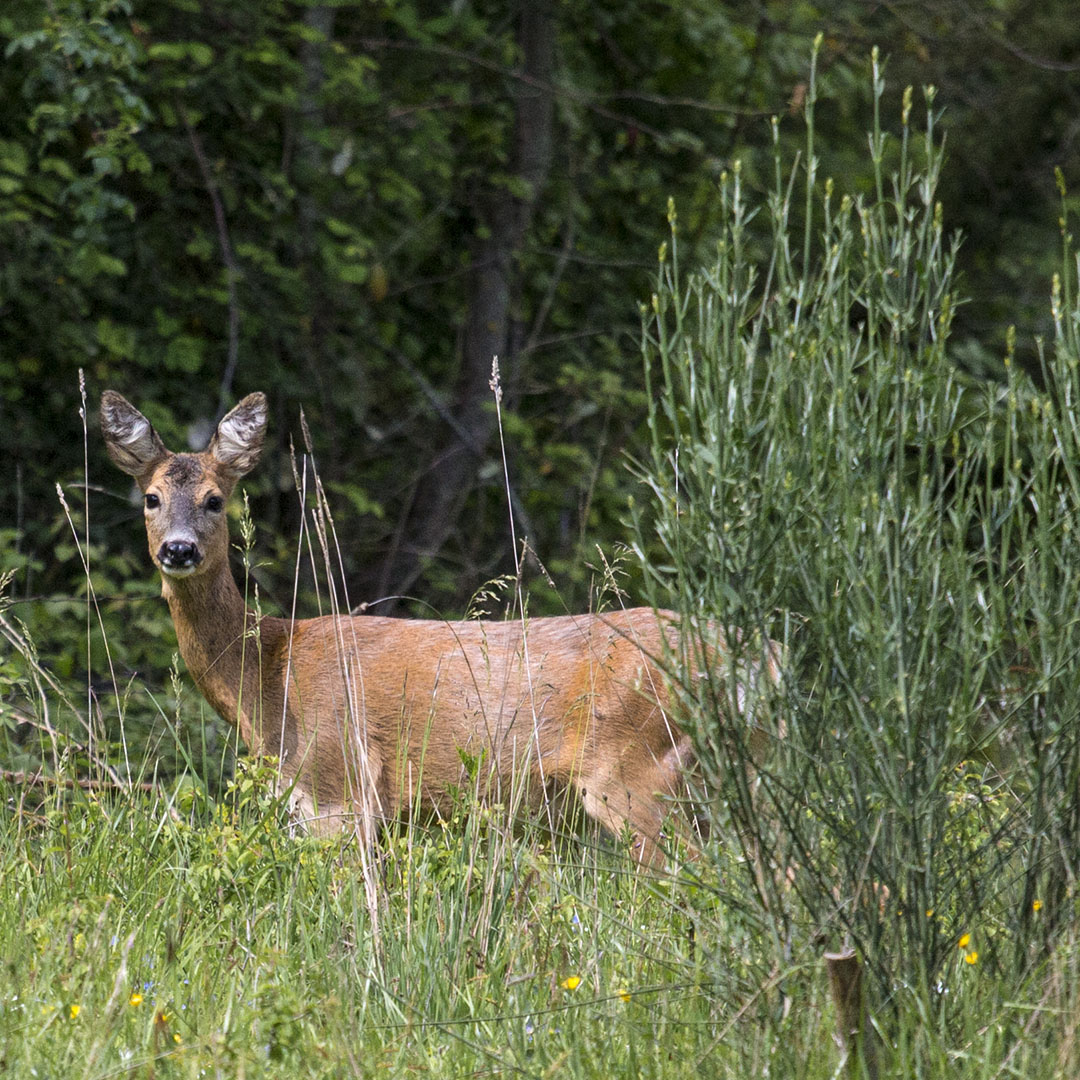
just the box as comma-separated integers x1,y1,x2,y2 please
102,390,780,866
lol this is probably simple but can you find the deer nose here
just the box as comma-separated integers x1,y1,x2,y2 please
158,540,201,571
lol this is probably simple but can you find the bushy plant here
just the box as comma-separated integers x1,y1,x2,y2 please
632,42,1080,1025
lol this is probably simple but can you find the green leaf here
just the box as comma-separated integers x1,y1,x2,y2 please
95,317,137,359
147,41,214,67
163,334,205,373
71,248,126,283
335,263,369,285
0,140,29,176
38,156,75,180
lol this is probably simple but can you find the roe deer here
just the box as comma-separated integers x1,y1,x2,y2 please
101,389,781,866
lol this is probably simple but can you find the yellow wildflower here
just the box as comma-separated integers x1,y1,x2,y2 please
68,1004,81,1019
617,989,631,1003
964,951,978,965
957,934,970,950
129,993,143,1007
1033,899,1043,912
560,975,582,991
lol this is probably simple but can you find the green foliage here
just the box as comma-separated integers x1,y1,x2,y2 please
2,760,1079,1076
3,1,1073,757
0,0,146,361
633,43,1080,1024
0,554,236,793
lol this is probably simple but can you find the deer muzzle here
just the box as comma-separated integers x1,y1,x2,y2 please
158,540,202,576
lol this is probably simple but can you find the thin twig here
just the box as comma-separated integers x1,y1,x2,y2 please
373,338,540,549
358,37,777,131
521,219,576,361
1,769,157,794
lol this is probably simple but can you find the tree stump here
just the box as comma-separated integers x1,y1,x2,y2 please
824,948,878,1079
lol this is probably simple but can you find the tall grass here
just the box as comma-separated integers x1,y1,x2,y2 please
4,45,1080,1076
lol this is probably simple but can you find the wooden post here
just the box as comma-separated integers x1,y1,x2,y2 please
824,949,878,1079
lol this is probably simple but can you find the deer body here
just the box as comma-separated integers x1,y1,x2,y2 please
102,390,778,865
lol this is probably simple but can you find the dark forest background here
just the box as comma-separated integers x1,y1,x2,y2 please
2,0,1078,678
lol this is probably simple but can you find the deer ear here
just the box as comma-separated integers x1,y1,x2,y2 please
208,392,268,480
101,391,170,481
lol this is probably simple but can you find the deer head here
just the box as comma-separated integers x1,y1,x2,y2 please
100,390,268,580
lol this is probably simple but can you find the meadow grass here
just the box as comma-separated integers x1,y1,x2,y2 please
0,768,781,1078
5,44,1080,1077
1,761,1077,1078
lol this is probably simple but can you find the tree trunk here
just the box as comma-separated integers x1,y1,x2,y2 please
379,0,555,605
294,4,338,434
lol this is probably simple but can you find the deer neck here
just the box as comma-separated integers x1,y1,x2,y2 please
161,562,281,751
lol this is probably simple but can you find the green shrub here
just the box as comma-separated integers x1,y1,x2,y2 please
632,43,1080,1019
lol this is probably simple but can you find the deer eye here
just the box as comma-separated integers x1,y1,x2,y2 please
206,495,224,513
144,493,160,510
